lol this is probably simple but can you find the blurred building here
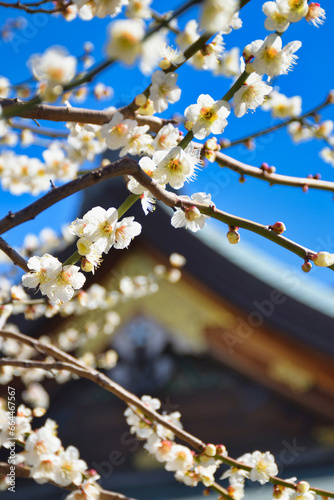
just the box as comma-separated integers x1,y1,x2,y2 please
14,176,334,500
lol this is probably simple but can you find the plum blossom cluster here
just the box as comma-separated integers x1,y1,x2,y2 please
124,395,224,488
0,403,101,498
21,254,85,306
262,0,325,33
0,148,78,196
68,205,142,273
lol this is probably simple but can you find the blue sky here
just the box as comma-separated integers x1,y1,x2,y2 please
0,0,333,286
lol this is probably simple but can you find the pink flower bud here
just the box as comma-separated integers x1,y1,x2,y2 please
227,229,240,244
271,222,286,234
301,261,312,273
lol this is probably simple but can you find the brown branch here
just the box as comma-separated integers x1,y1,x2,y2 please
0,156,332,272
0,462,137,499
223,92,333,150
0,157,176,236
213,149,334,193
1,337,334,499
0,330,205,452
1,99,178,134
0,0,67,13
0,236,29,272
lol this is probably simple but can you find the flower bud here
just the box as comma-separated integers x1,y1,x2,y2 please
169,253,186,268
81,257,94,273
302,185,309,193
296,481,310,494
137,99,154,115
313,251,334,267
227,229,240,244
273,485,285,499
135,93,147,106
204,443,216,457
184,120,193,131
216,444,227,456
159,58,171,70
271,222,286,234
261,162,269,171
301,261,312,273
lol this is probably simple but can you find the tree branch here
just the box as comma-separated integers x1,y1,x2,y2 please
0,462,137,499
223,92,333,150
1,99,178,134
0,330,205,452
0,236,29,272
1,333,334,499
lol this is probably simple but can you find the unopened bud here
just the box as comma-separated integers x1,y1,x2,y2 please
101,158,110,167
239,175,246,183
81,257,94,273
216,444,227,456
327,90,334,104
204,444,216,457
204,149,216,162
203,488,211,496
273,485,284,499
301,261,312,273
159,58,171,70
135,93,147,107
270,221,286,234
227,229,240,244
296,482,310,494
261,162,269,171
184,120,193,131
268,166,276,174
313,173,321,180
302,185,309,193
312,251,334,267
137,98,154,115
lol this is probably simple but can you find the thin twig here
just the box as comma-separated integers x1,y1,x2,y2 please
223,93,333,150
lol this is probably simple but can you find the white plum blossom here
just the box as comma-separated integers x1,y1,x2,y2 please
151,123,180,152
72,206,118,254
171,192,213,232
100,112,137,150
54,446,88,486
262,90,302,118
288,121,314,143
262,1,290,32
114,217,142,249
107,19,145,64
119,124,152,157
320,147,334,167
22,254,63,295
185,94,230,140
124,395,160,439
28,47,77,85
144,435,176,462
0,76,10,97
176,20,199,51
245,451,278,484
200,0,239,34
65,478,101,500
153,146,198,189
149,70,181,113
165,444,195,472
30,455,61,484
248,34,302,78
214,47,241,78
190,32,225,71
306,3,326,27
140,31,167,75
277,0,308,23
126,0,152,19
46,265,86,305
25,419,61,466
313,120,334,139
159,44,185,70
93,0,128,18
233,73,272,117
